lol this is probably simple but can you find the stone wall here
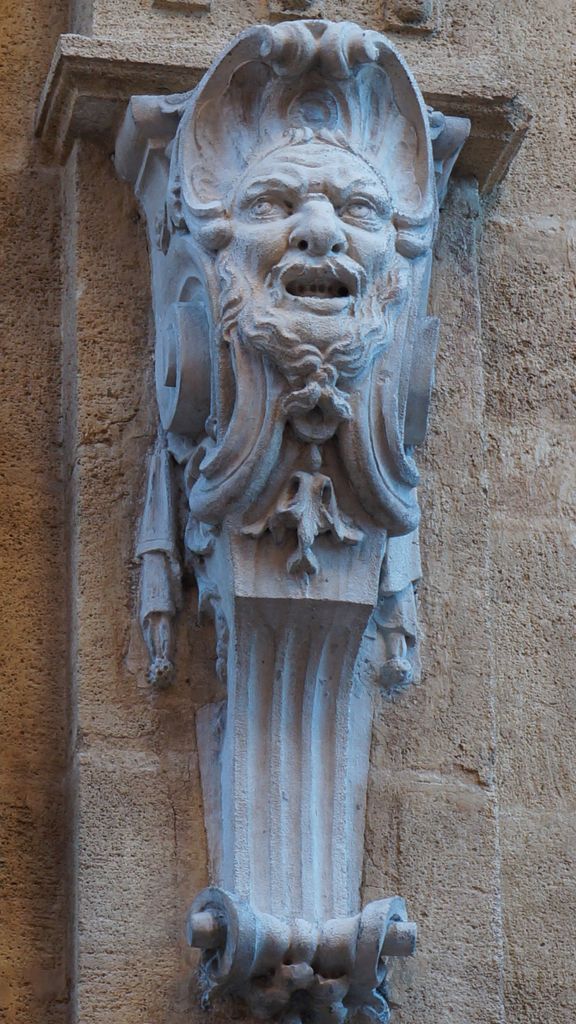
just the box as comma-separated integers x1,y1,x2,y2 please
0,2,69,1021
1,2,574,1023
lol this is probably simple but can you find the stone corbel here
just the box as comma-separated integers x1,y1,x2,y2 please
36,33,531,184
113,21,478,1022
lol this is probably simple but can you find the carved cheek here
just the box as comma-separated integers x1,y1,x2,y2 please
350,228,395,276
232,222,291,277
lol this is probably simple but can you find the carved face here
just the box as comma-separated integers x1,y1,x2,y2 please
229,143,397,318
216,141,405,442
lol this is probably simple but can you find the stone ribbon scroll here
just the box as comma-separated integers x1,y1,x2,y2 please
115,19,469,1023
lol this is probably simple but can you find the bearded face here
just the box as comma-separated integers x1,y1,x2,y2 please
216,142,407,443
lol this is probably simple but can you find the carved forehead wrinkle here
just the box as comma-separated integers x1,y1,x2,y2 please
232,144,391,206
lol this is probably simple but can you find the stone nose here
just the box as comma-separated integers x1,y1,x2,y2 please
289,200,348,256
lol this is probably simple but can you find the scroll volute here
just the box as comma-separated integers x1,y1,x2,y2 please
156,282,211,439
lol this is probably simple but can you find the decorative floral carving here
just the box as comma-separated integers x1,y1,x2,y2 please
244,470,363,576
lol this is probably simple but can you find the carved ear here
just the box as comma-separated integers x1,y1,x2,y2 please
429,111,471,206
115,93,188,186
156,298,211,438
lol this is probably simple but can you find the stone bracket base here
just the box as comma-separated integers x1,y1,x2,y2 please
186,888,416,1024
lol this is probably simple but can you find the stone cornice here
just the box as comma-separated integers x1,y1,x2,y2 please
36,33,531,192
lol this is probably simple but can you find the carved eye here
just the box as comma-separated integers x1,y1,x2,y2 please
249,197,291,220
341,198,385,229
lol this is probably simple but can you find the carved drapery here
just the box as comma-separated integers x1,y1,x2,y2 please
116,20,469,1023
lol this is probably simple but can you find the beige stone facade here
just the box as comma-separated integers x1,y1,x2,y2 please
1,2,574,1023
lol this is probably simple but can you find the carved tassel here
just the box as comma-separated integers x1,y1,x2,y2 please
136,432,181,686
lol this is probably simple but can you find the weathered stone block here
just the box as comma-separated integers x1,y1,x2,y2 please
480,219,576,423
500,809,576,1024
364,774,502,1023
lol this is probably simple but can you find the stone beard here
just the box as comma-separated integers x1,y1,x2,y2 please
213,140,409,441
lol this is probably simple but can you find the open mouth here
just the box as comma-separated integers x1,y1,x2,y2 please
286,278,350,299
280,264,357,306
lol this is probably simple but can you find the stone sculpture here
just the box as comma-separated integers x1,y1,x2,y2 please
116,19,469,1023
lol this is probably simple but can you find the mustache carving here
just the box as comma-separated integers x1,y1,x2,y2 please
267,253,367,305
216,251,407,441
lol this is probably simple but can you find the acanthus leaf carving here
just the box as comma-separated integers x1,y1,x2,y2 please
244,467,363,577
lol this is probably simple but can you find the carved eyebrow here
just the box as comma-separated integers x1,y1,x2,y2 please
337,178,392,208
238,176,305,203
236,174,392,212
